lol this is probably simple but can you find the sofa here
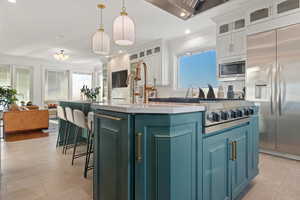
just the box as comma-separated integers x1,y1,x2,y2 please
44,101,58,119
3,109,49,134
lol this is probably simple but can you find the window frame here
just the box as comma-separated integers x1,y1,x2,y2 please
12,65,34,103
0,64,33,103
175,47,217,90
44,68,70,102
71,71,94,100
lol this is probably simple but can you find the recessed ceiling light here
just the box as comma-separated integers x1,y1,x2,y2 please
180,12,186,17
185,29,191,34
185,52,192,56
8,0,16,3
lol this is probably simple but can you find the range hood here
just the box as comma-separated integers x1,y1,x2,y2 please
145,0,230,20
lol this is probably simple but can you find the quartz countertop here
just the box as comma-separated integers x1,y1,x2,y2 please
91,102,205,114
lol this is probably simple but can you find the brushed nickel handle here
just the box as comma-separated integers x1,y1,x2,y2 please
94,113,123,121
136,133,143,162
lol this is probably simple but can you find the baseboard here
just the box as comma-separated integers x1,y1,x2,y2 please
260,149,300,161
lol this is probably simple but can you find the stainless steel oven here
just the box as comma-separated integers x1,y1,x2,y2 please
219,61,245,79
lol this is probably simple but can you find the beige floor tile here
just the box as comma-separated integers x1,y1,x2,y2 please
1,131,300,200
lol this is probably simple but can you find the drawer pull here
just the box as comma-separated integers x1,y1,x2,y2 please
95,113,123,121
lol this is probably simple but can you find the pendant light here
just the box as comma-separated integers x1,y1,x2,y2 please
113,0,135,46
92,4,110,55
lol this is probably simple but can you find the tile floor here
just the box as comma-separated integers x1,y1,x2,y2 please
0,133,92,200
1,132,300,200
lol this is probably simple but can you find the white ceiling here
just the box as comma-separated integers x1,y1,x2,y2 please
0,0,247,66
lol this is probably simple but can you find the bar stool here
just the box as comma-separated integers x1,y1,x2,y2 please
72,109,89,165
84,112,94,178
56,106,67,148
63,107,75,154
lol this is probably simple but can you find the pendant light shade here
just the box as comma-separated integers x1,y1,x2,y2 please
113,0,135,46
92,4,110,55
92,29,110,55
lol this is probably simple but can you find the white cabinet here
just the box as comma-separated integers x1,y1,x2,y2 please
217,34,231,59
247,0,273,25
275,0,300,17
231,30,247,56
129,41,168,86
217,30,246,60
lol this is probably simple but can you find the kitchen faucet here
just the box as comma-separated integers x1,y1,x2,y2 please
135,61,157,104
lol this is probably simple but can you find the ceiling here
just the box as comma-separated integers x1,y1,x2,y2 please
0,0,247,66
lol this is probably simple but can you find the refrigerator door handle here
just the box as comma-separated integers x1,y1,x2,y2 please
278,64,283,116
270,64,275,115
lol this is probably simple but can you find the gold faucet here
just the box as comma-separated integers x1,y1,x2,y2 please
135,61,157,104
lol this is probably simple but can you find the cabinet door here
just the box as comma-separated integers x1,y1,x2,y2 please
135,113,202,200
275,0,300,17
230,126,249,200
248,116,259,179
143,56,154,86
217,34,231,59
203,133,231,200
152,53,162,86
247,0,273,25
231,30,246,56
93,111,132,200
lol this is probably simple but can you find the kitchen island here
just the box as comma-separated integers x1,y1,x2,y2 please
91,102,259,200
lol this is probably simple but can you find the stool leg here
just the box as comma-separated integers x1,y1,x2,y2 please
56,124,61,148
71,127,80,165
56,121,64,148
63,123,70,154
84,131,92,178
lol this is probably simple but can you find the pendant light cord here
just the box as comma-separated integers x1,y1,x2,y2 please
122,0,126,12
100,6,103,29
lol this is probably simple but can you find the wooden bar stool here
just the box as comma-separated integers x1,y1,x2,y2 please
63,107,75,154
56,106,67,148
84,112,94,178
72,109,89,165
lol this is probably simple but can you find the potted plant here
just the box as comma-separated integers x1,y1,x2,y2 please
0,86,18,109
80,85,101,102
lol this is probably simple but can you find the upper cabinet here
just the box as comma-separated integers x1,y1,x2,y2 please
129,40,169,86
247,0,300,26
247,0,274,25
216,16,247,61
275,0,300,17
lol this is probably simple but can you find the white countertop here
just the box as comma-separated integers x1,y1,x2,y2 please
91,103,205,114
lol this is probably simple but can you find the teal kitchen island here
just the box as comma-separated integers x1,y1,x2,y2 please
91,102,259,200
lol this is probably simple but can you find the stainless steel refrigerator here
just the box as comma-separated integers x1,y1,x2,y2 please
246,23,300,157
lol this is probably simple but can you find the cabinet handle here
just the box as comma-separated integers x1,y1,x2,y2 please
136,133,143,162
234,141,237,161
94,113,123,121
231,141,235,160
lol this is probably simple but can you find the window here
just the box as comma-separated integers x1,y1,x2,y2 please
14,67,32,102
0,65,32,103
178,50,218,88
0,65,11,87
72,73,92,100
45,70,69,101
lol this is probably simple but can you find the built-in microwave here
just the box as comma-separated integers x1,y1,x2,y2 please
218,61,245,80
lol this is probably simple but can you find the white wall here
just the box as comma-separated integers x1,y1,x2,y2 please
0,54,101,106
107,54,131,102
